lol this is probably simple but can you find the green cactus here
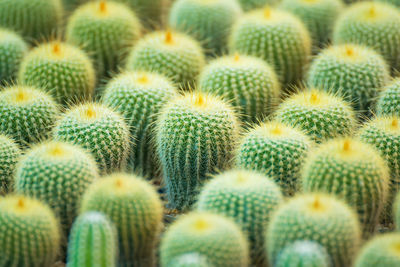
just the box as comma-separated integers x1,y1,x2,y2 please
114,0,163,27
229,7,312,86
167,253,213,267
0,135,20,194
102,71,178,178
52,103,130,175
67,211,117,267
354,233,400,267
235,121,312,196
198,54,280,123
333,2,400,71
0,0,63,42
160,212,249,267
377,79,400,117
156,92,240,210
267,193,361,267
126,30,205,90
301,138,389,236
196,169,283,266
276,241,332,267
238,0,280,11
0,85,59,146
0,195,60,267
280,0,343,47
80,173,163,267
14,141,99,233
375,0,400,7
395,191,400,229
307,44,390,115
66,0,142,78
168,0,242,55
274,90,356,143
0,29,28,84
18,41,96,105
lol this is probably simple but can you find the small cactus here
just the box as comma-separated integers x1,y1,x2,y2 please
0,135,20,193
377,79,400,117
276,241,332,267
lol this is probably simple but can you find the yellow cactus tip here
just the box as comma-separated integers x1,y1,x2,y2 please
193,94,206,107
49,144,65,157
264,7,271,18
235,173,248,183
233,53,240,62
99,0,107,13
345,46,354,57
367,6,376,18
270,124,283,135
165,30,173,44
137,74,149,84
193,218,211,231
310,91,319,104
17,198,25,209
52,43,61,55
343,139,351,152
15,90,27,102
310,196,325,212
392,118,398,129
115,178,123,188
84,106,97,119
393,242,400,254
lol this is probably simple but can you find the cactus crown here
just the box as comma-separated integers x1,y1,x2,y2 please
3,195,51,216
4,86,52,106
67,103,115,122
255,121,308,139
285,89,345,108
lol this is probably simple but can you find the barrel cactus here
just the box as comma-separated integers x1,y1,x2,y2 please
0,135,20,194
377,79,400,117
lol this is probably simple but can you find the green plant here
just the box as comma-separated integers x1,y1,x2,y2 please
198,54,280,123
102,71,177,178
276,241,332,267
160,212,249,267
116,0,163,27
80,173,163,267
377,79,400,117
196,169,283,266
167,253,213,267
238,0,280,11
52,103,130,175
156,92,239,210
267,193,361,267
0,135,20,194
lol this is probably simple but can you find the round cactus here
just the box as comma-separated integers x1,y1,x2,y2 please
196,169,283,266
160,212,249,267
80,173,163,267
167,253,213,267
156,92,239,210
0,0,63,42
229,7,312,86
168,0,242,55
102,71,178,178
19,41,96,105
126,30,205,90
266,193,361,267
52,103,130,175
0,195,60,267
276,241,332,267
0,85,59,146
198,54,280,123
280,0,343,46
67,211,117,267
354,233,400,267
0,29,27,84
377,79,400,117
235,121,312,196
14,141,99,232
238,0,280,11
274,89,357,143
307,44,390,114
333,2,400,71
116,0,163,27
66,0,142,78
0,135,20,194
301,138,390,236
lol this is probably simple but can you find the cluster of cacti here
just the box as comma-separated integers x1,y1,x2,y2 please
126,30,205,89
156,92,239,210
0,135,20,193
276,241,332,267
196,169,283,266
377,79,400,117
102,71,178,178
198,54,280,122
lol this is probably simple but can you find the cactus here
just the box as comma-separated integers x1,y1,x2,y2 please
196,169,283,266
80,173,163,267
0,195,60,267
160,212,249,267
167,253,213,267
0,29,28,84
156,92,239,210
280,0,343,47
168,0,242,55
102,71,178,178
307,44,390,115
14,141,99,233
235,121,312,196
229,7,311,86
333,2,400,71
276,241,332,267
67,211,117,267
18,41,96,105
267,193,361,267
301,138,389,236
375,0,400,7
116,0,163,27
238,0,280,11
126,30,205,90
274,90,357,143
66,0,141,78
0,135,20,194
198,54,280,123
52,103,130,175
0,0,63,42
0,85,59,146
377,79,400,117
395,192,400,229
354,233,400,267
